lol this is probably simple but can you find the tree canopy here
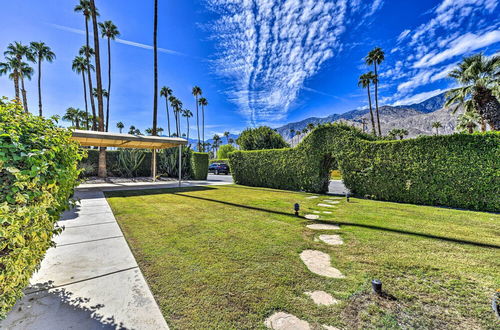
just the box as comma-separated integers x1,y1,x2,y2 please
236,126,289,150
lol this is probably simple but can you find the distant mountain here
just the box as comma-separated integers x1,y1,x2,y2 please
276,91,452,140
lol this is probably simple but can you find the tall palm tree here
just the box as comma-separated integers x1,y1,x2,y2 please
223,131,230,144
160,86,173,136
75,0,99,129
169,96,182,136
212,134,221,155
183,109,193,140
358,72,377,135
19,61,34,113
98,20,120,132
92,87,108,100
4,42,30,101
198,96,208,150
29,42,55,116
116,121,124,133
192,86,202,151
432,121,443,135
79,45,97,129
0,57,19,98
456,111,481,134
445,53,500,130
72,56,93,129
365,47,384,136
63,107,79,128
152,0,159,136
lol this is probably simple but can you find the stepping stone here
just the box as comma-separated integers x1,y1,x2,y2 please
306,224,340,230
322,211,332,214
304,290,339,306
331,197,343,200
313,211,321,214
316,234,343,246
265,312,311,330
323,326,341,330
323,200,340,204
300,250,345,278
306,196,319,199
305,214,320,220
317,203,335,208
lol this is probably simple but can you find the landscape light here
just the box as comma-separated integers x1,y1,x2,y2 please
294,203,300,216
372,279,382,294
346,192,350,202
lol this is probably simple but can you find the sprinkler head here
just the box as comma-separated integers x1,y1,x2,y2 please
372,279,382,294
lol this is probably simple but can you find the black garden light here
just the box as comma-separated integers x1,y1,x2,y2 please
294,203,300,216
372,279,382,295
346,192,350,202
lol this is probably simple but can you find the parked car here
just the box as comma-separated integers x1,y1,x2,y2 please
208,163,230,175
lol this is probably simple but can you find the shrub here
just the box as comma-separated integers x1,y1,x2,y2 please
158,146,193,179
191,152,209,180
116,149,146,178
236,126,289,150
229,123,499,211
0,99,85,318
217,144,236,159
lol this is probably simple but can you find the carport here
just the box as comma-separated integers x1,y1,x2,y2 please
71,130,188,185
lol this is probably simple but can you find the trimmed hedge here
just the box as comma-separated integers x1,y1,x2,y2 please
229,123,500,212
81,149,152,177
191,152,209,180
0,99,85,318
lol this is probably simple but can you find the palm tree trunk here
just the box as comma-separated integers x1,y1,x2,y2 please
106,37,111,132
166,99,171,136
367,84,376,135
20,74,28,113
84,18,97,130
152,0,158,136
90,0,106,178
186,116,190,140
37,57,42,116
82,73,89,129
196,96,200,151
374,63,382,136
13,71,20,101
202,105,205,152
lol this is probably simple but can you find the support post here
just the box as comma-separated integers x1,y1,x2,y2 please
178,145,182,187
152,149,157,182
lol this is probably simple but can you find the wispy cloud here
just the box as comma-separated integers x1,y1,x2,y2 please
48,23,188,57
392,88,447,106
206,0,382,125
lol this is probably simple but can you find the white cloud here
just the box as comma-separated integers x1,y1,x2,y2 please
392,89,446,106
207,0,383,125
397,29,411,43
413,30,500,68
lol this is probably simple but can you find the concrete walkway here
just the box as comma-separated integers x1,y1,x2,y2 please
1,189,169,330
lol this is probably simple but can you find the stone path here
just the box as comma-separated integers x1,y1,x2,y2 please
304,291,339,306
317,203,336,208
315,235,343,246
306,196,319,199
265,312,311,330
306,223,341,230
305,214,320,220
1,190,168,330
323,200,340,204
300,250,345,278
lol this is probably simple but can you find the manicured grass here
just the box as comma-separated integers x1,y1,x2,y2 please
105,185,500,329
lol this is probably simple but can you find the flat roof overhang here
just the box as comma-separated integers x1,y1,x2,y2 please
71,129,188,149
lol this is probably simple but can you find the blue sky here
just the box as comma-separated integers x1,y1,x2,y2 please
0,0,499,136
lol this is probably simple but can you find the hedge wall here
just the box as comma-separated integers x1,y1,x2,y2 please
0,99,85,318
191,152,209,180
229,123,499,212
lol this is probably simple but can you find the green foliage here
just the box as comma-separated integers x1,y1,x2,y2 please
217,144,236,159
236,126,289,150
158,146,193,179
0,99,85,318
229,123,499,211
191,152,209,180
116,149,146,178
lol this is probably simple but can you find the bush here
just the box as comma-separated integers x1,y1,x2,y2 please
229,123,499,211
236,126,289,150
158,146,193,179
0,99,85,318
191,152,209,180
217,144,236,159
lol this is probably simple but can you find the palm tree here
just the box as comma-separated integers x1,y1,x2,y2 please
152,0,159,136
432,121,443,135
445,54,500,130
0,57,19,99
169,96,183,136
99,20,120,132
290,129,295,147
160,86,173,136
93,87,108,100
4,42,30,102
63,107,79,128
365,47,385,136
29,42,55,116
212,134,221,155
358,72,377,135
72,56,93,129
192,86,202,151
182,109,193,140
116,121,124,133
19,61,34,112
198,97,208,150
79,45,97,129
223,131,230,144
456,111,481,134
75,0,99,129
128,125,136,134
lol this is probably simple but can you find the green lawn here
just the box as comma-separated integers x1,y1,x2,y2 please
105,185,500,329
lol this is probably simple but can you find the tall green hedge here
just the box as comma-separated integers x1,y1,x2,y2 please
191,152,209,180
229,123,499,212
0,99,85,318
